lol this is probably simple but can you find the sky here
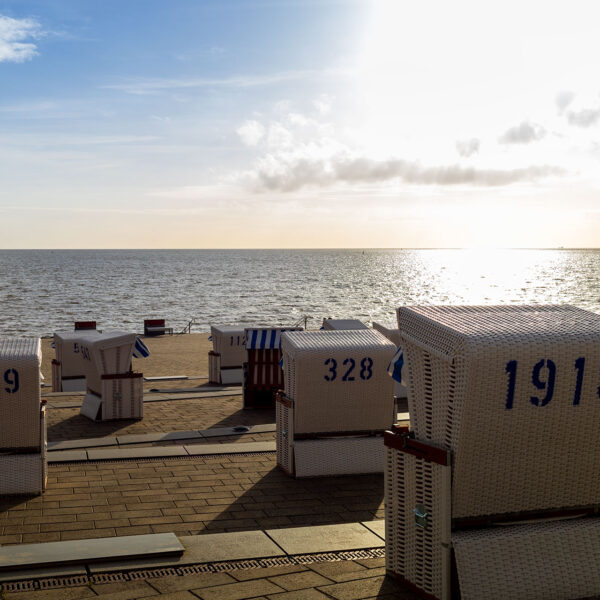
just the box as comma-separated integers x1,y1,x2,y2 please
1,0,600,248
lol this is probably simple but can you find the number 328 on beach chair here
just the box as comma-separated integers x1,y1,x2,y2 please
385,305,600,600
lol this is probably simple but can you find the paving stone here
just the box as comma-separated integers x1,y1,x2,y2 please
307,561,368,582
0,533,183,571
316,575,399,599
191,578,284,600
200,424,275,438
230,565,307,582
0,564,87,583
184,441,275,455
87,446,188,460
91,582,159,600
48,437,118,451
117,431,204,445
360,520,385,540
265,523,384,555
266,590,331,600
3,586,95,600
266,570,332,591
47,450,88,463
148,572,235,593
179,531,285,562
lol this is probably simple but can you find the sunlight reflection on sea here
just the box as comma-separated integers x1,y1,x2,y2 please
0,249,598,337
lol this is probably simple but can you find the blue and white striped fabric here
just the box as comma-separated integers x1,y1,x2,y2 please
387,346,404,383
245,329,291,350
132,337,151,358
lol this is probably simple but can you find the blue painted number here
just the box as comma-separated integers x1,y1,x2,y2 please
324,358,337,381
342,358,355,381
3,368,19,394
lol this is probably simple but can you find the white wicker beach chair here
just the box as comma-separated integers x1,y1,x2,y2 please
385,305,600,599
208,325,248,384
75,331,143,421
277,329,396,477
52,330,101,392
0,338,47,495
322,319,369,330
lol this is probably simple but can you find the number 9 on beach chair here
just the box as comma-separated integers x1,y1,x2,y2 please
0,338,47,495
385,305,600,600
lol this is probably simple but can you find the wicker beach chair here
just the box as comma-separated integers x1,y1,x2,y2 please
385,305,600,599
75,331,143,421
277,329,396,477
208,325,248,385
0,338,47,495
322,319,369,330
242,327,301,408
52,330,101,392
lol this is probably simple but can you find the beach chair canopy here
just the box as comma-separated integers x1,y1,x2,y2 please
244,327,301,350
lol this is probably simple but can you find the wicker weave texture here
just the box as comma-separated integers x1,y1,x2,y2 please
397,304,600,518
0,338,41,450
0,405,46,495
453,518,600,600
54,331,100,378
294,436,385,477
276,400,294,474
208,352,221,384
322,319,368,330
100,375,143,420
210,326,247,368
74,331,136,393
385,444,451,600
281,330,395,434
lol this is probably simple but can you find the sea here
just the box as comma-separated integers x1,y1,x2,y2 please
1,248,599,337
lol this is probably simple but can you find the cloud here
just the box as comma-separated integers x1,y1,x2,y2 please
456,138,480,157
566,107,600,128
313,94,333,115
555,91,575,114
0,15,41,63
246,153,565,192
105,70,320,95
237,120,265,146
499,121,545,144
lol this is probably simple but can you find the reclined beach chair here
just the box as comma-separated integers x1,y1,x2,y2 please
0,338,47,495
76,331,144,421
74,320,97,331
242,327,301,408
277,329,395,477
385,305,600,600
52,329,101,392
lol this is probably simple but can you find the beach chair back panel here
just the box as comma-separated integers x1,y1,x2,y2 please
0,338,42,450
54,330,101,378
453,519,600,600
397,304,600,518
384,431,452,600
210,326,247,368
281,329,396,434
74,331,136,395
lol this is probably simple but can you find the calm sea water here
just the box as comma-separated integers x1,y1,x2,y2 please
1,249,599,337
